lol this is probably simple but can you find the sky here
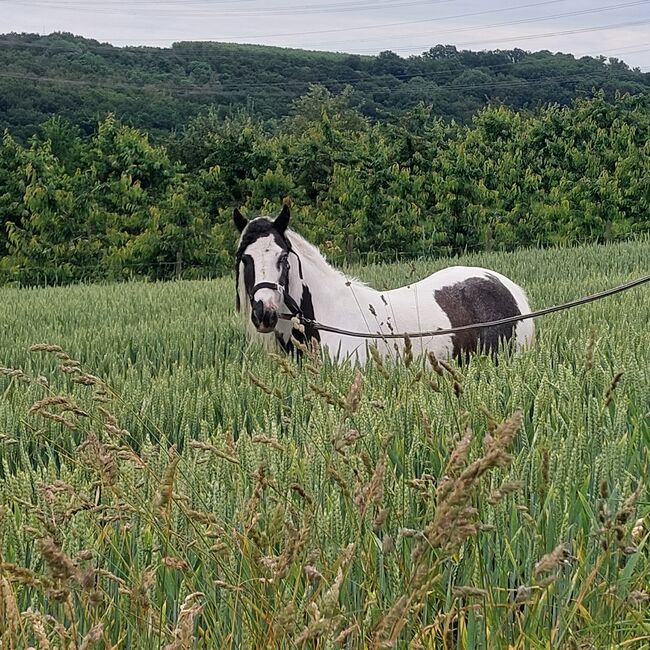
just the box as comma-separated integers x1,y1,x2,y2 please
2,0,650,70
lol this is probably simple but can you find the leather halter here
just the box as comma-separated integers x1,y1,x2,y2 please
250,280,302,317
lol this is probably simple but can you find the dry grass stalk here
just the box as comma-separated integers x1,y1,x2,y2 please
310,382,345,410
154,446,181,518
78,433,119,490
355,458,386,516
37,537,77,582
444,426,475,481
403,335,413,367
428,351,444,376
452,586,488,599
487,481,525,506
585,328,597,370
304,563,324,583
369,345,390,379
242,463,269,531
163,592,204,650
290,483,312,504
251,434,286,452
1,576,21,642
293,544,355,646
290,335,310,357
188,440,239,466
439,359,462,383
631,518,645,544
22,608,52,650
331,427,363,454
598,481,644,554
269,352,298,378
100,409,131,439
327,466,352,500
344,370,364,415
29,343,64,354
271,602,297,640
29,395,89,418
79,623,104,650
262,522,311,581
128,565,157,616
604,370,624,407
1,562,53,590
373,508,388,532
247,371,274,395
374,411,523,647
161,557,190,572
373,594,409,648
534,545,568,577
0,367,29,382
184,508,220,526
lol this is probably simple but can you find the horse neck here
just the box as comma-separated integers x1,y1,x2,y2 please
286,232,377,325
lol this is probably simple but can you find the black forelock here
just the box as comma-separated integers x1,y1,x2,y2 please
235,217,290,266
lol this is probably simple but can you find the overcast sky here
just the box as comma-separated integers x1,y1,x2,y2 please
3,0,650,70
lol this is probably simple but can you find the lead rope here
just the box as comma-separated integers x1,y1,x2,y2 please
278,273,650,340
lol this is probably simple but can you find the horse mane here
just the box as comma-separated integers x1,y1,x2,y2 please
285,228,368,289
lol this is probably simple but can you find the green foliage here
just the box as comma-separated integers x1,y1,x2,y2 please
0,239,649,647
2,33,649,142
0,91,649,284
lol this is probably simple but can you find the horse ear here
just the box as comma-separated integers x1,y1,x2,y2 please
274,204,290,234
233,208,248,233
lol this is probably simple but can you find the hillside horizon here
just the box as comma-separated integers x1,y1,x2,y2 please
1,31,648,141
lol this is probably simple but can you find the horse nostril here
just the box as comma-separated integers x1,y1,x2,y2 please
252,301,264,326
265,311,278,329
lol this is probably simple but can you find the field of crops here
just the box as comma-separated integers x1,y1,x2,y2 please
1,238,649,649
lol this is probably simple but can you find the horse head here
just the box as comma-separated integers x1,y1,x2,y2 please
233,205,298,334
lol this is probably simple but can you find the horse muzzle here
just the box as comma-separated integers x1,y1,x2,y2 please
251,300,278,333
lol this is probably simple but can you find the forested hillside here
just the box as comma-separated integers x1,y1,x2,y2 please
1,32,649,141
1,89,648,285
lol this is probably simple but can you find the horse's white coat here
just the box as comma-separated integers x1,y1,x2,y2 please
237,219,534,364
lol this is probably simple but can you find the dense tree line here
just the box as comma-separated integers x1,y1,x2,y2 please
1,32,649,141
0,88,648,285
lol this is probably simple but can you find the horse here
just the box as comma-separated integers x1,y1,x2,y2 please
233,206,534,364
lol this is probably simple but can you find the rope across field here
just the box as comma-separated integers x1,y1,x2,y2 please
280,273,650,338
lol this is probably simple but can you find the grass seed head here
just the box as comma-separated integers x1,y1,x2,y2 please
163,592,204,650
37,537,77,582
534,545,568,577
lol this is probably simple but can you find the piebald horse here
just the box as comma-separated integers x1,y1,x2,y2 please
234,206,534,364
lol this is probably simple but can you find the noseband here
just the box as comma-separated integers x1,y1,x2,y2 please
250,280,302,317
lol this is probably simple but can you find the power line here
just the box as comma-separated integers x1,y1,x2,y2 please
291,0,650,50
0,0,643,51
43,0,568,42
351,17,650,56
2,0,455,17
0,66,642,100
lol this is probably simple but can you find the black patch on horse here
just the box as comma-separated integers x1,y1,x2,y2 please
279,286,321,359
434,274,521,360
275,331,295,355
298,285,321,344
236,219,289,264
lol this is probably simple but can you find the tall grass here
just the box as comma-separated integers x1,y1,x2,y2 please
1,238,649,648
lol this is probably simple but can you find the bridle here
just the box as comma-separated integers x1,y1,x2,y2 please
249,278,303,318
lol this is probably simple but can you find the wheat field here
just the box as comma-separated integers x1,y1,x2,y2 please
1,239,649,649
